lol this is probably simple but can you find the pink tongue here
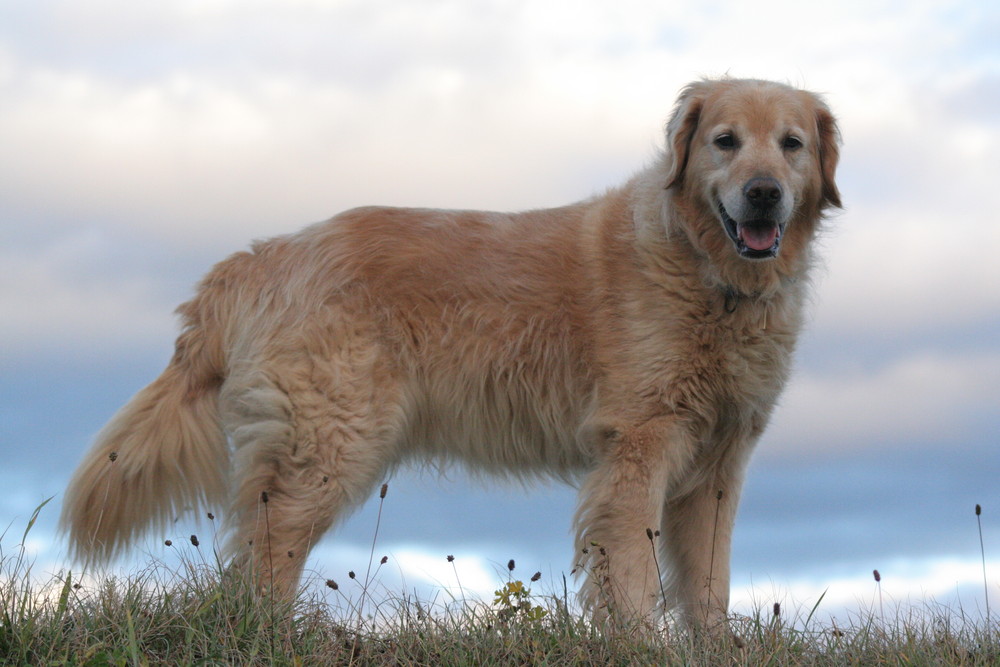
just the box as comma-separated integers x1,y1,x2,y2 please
739,223,778,251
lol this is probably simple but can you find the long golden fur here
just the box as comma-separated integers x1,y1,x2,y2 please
61,78,840,629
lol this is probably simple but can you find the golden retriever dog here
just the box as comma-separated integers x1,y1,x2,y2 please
61,78,840,629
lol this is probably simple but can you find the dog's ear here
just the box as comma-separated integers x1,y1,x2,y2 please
664,82,707,191
815,103,842,209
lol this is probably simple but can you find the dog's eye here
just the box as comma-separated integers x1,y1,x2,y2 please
782,135,803,150
714,133,737,150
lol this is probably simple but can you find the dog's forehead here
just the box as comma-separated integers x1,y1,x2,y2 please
700,82,816,135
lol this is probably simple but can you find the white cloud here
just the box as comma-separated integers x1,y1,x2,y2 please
733,556,999,625
5,1,991,253
0,56,664,248
811,207,1000,339
0,232,177,358
768,351,1000,455
389,547,504,600
299,541,508,606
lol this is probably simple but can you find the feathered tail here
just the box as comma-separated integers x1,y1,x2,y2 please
60,290,231,563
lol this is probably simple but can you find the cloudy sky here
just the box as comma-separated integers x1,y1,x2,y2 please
2,0,999,624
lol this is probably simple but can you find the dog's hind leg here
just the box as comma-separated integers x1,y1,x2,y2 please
220,347,402,599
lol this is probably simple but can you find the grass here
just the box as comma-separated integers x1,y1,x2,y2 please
2,502,999,665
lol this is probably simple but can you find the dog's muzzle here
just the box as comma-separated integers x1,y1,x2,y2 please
718,203,783,259
718,203,785,259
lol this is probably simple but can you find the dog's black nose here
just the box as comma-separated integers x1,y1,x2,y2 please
743,177,782,208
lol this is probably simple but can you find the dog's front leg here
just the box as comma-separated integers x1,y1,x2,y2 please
659,455,747,632
574,416,688,624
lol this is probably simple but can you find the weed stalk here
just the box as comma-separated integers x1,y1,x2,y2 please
706,489,723,617
359,482,389,625
646,527,668,614
976,503,990,623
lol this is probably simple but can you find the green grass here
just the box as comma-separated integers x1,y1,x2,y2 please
3,502,999,665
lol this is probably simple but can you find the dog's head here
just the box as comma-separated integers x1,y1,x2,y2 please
664,79,841,264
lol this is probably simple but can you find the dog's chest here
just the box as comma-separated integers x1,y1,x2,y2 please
630,295,799,435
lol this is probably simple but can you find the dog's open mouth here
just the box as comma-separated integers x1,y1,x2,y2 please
719,203,783,259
